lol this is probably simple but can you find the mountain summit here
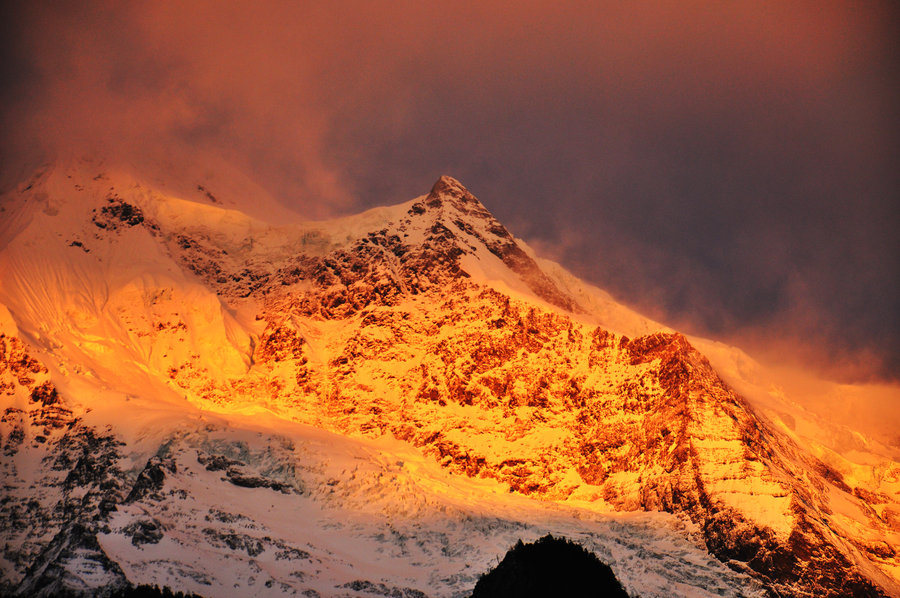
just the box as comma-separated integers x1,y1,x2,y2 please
427,174,475,203
1,161,898,597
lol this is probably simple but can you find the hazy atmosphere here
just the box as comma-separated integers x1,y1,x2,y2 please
3,1,898,382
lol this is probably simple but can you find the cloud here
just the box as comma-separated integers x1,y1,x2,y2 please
1,1,360,213
2,1,898,381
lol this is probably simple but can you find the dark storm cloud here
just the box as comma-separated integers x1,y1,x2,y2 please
2,1,898,381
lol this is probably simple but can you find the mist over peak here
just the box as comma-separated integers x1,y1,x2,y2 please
3,3,898,377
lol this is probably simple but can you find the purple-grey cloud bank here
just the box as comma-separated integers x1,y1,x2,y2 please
2,1,899,381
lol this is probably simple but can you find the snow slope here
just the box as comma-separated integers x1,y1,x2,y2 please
1,160,898,597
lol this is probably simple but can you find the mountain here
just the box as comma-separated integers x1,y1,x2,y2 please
1,159,898,597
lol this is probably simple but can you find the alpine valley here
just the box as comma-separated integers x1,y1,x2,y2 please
1,158,898,597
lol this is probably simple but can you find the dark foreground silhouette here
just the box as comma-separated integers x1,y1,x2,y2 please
42,584,203,597
471,534,630,598
108,585,203,598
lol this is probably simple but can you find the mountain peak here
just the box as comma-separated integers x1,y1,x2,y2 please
3,162,898,598
425,175,479,209
429,174,469,196
405,176,579,313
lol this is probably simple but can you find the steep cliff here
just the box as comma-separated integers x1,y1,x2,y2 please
1,161,897,597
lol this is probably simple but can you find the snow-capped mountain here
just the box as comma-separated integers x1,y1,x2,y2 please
1,159,898,597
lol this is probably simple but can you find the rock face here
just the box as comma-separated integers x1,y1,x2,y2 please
0,334,129,597
1,164,898,597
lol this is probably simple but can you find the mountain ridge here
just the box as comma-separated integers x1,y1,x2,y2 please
1,160,898,597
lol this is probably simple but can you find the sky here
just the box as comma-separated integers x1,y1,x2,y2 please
2,1,899,383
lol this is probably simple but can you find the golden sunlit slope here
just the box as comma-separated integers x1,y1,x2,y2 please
1,160,898,597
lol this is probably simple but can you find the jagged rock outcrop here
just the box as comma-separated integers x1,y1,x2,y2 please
1,165,897,597
0,333,130,596
149,177,893,596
